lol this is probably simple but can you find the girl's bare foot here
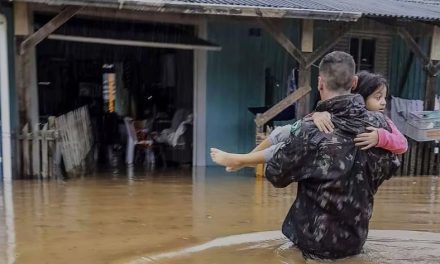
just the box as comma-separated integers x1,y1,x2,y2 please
210,148,242,169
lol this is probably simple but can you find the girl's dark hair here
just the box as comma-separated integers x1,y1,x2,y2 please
354,71,388,100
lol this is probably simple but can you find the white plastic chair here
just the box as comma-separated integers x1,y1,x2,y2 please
124,117,151,165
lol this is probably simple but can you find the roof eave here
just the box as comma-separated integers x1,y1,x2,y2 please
12,0,362,21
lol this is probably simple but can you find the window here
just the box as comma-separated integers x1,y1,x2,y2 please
350,38,376,72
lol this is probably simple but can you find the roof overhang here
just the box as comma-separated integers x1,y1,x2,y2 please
32,13,222,50
12,0,363,21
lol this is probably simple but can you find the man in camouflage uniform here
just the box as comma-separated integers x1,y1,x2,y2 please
265,51,400,259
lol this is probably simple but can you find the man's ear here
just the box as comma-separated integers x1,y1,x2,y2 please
351,76,358,91
318,76,324,91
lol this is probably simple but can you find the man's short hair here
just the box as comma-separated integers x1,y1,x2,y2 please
319,51,355,92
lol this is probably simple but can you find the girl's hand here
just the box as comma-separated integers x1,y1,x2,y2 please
306,111,334,133
354,127,379,150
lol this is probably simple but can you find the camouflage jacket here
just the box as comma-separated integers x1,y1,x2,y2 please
265,94,400,259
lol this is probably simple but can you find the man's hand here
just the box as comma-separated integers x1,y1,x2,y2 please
354,127,379,150
306,111,334,133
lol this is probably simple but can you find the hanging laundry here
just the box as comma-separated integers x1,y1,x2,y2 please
390,96,440,136
390,96,424,135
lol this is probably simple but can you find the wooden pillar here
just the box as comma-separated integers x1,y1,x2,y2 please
14,3,39,130
297,20,313,118
297,65,311,117
425,26,440,111
425,74,437,111
430,26,440,61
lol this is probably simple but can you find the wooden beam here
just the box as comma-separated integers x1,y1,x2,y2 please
430,26,440,61
48,34,221,51
297,20,315,118
425,73,437,111
14,2,30,36
305,23,352,69
296,66,311,118
397,27,430,66
259,18,306,65
301,20,314,53
255,86,311,127
20,6,82,55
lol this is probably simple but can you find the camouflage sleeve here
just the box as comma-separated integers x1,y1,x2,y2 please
265,120,317,188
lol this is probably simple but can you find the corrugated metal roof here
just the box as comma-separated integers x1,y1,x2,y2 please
13,0,440,21
326,0,440,21
9,0,364,21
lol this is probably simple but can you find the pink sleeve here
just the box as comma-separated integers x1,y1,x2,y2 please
376,118,408,154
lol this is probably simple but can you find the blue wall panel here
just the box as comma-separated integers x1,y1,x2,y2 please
205,20,299,165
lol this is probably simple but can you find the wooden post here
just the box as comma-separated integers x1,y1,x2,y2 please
297,66,311,118
14,3,30,131
41,123,48,178
47,116,56,178
14,2,40,147
297,20,314,118
425,26,440,111
301,20,314,53
430,26,440,61
22,124,30,176
32,123,40,177
425,74,437,111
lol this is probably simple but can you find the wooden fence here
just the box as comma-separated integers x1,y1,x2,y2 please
55,106,93,174
19,117,57,178
397,138,440,176
18,106,93,178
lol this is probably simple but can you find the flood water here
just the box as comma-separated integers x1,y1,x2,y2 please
1,167,439,264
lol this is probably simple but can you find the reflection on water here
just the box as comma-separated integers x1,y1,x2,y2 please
0,168,439,263
0,182,15,264
131,230,440,264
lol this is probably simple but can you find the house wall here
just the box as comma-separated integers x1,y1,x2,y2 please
205,19,299,165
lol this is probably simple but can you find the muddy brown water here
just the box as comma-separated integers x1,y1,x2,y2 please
1,167,439,263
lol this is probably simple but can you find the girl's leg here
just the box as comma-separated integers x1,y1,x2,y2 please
210,148,266,169
210,143,284,171
210,125,292,172
251,125,292,153
265,125,291,146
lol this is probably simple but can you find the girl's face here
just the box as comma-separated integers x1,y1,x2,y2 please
366,85,387,112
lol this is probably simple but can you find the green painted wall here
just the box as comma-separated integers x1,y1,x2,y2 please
388,36,440,100
205,19,299,165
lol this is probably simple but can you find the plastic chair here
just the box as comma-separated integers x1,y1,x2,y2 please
124,117,152,165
